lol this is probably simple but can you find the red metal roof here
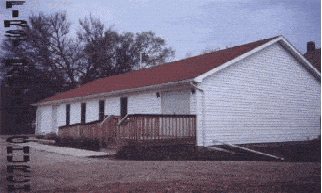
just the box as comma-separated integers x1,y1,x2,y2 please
41,37,276,103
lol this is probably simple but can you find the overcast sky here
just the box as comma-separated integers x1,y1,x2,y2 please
1,0,321,60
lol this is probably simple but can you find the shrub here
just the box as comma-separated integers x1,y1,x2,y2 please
44,132,58,141
35,132,58,141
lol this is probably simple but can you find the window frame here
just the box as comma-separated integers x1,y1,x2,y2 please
99,100,105,120
120,97,128,118
81,103,86,124
66,104,70,125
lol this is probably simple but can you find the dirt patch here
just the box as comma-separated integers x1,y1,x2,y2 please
28,155,320,192
1,135,320,193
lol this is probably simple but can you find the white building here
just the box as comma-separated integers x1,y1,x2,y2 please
33,36,321,147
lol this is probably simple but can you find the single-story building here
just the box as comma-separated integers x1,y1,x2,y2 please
33,36,321,147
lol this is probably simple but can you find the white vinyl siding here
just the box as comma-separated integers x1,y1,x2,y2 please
161,90,190,114
86,100,99,123
105,91,163,116
36,105,52,134
128,91,162,114
36,104,66,134
51,105,58,133
56,105,66,128
37,88,196,135
35,108,41,134
201,43,321,146
195,89,205,146
70,103,81,125
105,97,120,116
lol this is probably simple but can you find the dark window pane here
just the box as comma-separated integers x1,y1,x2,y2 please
81,103,86,124
120,97,128,118
66,104,70,125
99,100,105,120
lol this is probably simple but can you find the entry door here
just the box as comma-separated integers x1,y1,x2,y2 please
120,97,128,118
161,90,190,114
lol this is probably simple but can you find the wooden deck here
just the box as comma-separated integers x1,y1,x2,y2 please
59,114,196,149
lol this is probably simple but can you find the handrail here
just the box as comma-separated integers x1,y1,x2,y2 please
99,115,114,127
117,114,129,126
125,114,196,118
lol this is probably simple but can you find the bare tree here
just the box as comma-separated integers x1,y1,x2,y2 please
77,15,175,84
0,12,176,134
77,15,119,83
2,11,86,91
1,12,175,96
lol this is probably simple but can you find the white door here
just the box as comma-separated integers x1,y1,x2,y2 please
161,90,190,114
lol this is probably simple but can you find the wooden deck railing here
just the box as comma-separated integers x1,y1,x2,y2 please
58,115,120,146
59,120,102,139
116,114,196,146
59,114,196,149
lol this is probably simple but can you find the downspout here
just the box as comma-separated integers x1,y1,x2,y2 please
190,82,206,146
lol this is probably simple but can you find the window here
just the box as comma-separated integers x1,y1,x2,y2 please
99,100,105,120
81,103,86,124
66,104,70,125
120,97,128,118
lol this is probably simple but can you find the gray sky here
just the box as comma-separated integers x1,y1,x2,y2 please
0,0,321,60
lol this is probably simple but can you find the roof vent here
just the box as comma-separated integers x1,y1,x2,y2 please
307,41,316,52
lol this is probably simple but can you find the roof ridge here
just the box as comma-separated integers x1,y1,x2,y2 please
171,36,280,62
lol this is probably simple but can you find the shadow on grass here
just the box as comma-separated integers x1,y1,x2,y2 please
36,134,101,152
241,138,321,162
116,138,321,162
37,133,321,162
54,137,100,151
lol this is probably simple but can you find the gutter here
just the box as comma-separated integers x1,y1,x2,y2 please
32,79,195,106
